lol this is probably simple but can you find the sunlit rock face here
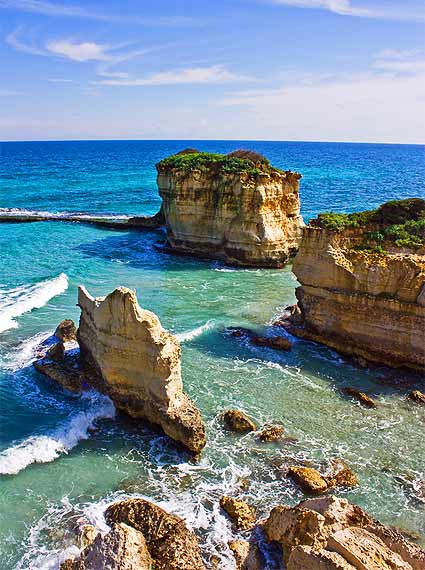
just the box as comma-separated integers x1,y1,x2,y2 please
156,151,303,267
77,286,206,453
280,207,425,372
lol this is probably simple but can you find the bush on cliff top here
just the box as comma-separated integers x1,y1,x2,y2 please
313,198,425,249
157,149,279,176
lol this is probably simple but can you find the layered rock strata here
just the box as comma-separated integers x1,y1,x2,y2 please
279,202,425,371
263,496,425,570
156,151,303,267
35,286,206,454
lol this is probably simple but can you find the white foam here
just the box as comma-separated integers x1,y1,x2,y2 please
176,320,215,342
0,393,115,476
0,273,68,333
0,208,130,221
4,331,52,371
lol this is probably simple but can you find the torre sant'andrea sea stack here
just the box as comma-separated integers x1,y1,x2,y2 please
156,149,304,267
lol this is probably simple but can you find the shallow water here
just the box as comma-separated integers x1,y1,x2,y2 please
0,140,424,569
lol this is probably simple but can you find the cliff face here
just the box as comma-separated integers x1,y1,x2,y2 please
77,286,206,453
156,154,303,267
283,225,425,371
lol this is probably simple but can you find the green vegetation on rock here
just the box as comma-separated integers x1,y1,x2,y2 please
313,198,425,249
157,149,283,176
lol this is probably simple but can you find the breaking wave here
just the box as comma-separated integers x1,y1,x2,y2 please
176,320,215,342
0,208,130,221
0,393,115,476
0,273,69,333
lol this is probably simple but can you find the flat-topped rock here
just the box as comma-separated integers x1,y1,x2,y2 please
156,150,304,267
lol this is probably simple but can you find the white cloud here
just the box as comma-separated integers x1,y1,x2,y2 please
0,0,203,25
269,0,425,22
0,88,25,95
218,51,425,144
6,27,47,56
95,65,254,86
46,40,112,62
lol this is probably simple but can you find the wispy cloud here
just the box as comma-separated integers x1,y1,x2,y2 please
0,88,26,95
372,49,425,73
269,0,425,22
0,0,204,26
48,78,78,83
6,26,47,56
94,65,254,86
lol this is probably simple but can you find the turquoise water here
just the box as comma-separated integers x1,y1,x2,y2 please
0,141,424,569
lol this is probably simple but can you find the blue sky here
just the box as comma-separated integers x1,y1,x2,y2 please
1,0,424,142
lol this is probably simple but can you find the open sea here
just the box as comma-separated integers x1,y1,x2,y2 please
0,140,424,569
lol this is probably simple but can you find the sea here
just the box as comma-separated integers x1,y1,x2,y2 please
0,140,424,569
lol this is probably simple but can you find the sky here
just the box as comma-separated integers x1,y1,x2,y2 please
0,0,424,143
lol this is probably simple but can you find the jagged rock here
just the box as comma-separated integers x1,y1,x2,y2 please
47,341,65,362
55,319,77,342
61,522,152,570
280,201,425,371
263,496,424,570
105,498,206,570
327,527,412,570
343,388,377,409
288,466,329,495
229,540,263,570
156,151,303,267
259,425,284,442
407,390,425,404
79,525,98,549
287,545,357,569
222,409,257,432
219,496,256,530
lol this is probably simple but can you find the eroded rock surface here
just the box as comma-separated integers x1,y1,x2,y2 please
222,409,257,432
105,498,206,570
262,496,424,570
219,496,256,530
35,286,206,453
156,150,303,267
229,540,263,570
277,200,425,371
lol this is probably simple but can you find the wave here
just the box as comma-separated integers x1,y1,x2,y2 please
0,393,115,476
0,207,130,221
3,331,52,371
176,320,215,342
0,273,69,333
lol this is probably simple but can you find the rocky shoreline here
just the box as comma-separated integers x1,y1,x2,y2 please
14,150,425,567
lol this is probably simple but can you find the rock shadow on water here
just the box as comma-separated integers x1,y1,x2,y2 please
75,231,216,273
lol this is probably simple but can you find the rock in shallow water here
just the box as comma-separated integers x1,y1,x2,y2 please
219,496,256,530
222,409,257,432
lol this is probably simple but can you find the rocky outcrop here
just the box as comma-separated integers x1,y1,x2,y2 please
61,498,205,570
219,496,256,530
407,390,425,404
287,461,358,495
35,286,206,454
278,200,425,371
226,327,292,351
156,151,303,267
105,498,206,570
263,496,425,569
61,523,152,570
54,319,77,342
222,409,257,432
259,425,284,442
229,540,263,570
342,388,377,409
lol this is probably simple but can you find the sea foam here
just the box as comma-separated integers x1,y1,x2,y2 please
0,273,69,333
176,320,215,342
0,393,115,476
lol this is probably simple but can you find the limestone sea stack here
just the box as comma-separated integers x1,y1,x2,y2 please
35,286,206,453
279,199,425,372
156,149,304,267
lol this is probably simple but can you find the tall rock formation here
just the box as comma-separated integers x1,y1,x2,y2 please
156,150,303,267
279,199,425,372
35,286,206,454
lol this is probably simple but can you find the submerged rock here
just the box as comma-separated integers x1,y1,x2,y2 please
35,286,206,454
219,496,256,530
263,496,424,570
343,388,377,409
222,409,257,432
226,327,292,352
259,425,285,442
279,199,425,372
156,150,304,267
105,498,206,570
